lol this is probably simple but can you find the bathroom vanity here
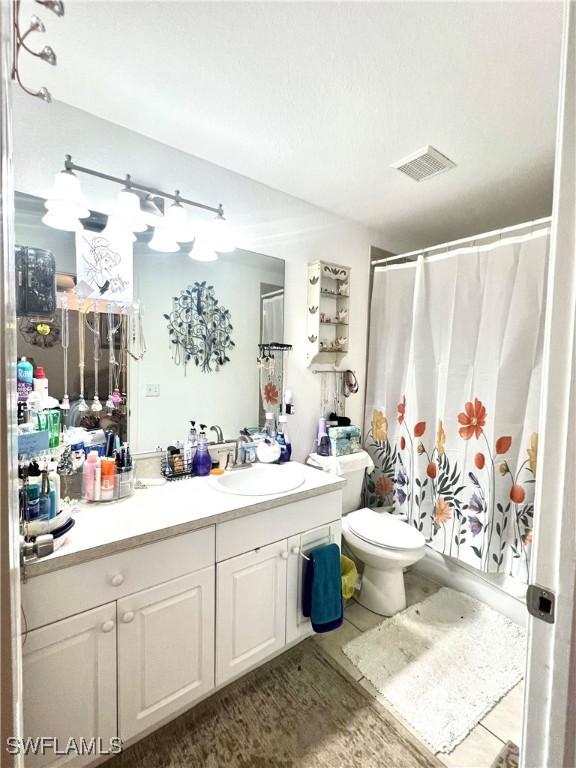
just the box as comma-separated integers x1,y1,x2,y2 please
20,463,344,766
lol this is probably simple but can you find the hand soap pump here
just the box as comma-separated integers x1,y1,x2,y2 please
191,424,212,477
185,421,198,466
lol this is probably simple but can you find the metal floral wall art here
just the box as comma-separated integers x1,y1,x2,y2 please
164,282,234,373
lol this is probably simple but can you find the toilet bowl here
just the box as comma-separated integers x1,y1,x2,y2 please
309,450,427,616
342,507,426,616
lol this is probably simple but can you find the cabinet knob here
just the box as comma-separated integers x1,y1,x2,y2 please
280,550,289,560
101,620,115,633
291,546,301,555
122,611,135,624
110,573,124,587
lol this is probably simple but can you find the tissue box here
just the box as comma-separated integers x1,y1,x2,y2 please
328,426,361,456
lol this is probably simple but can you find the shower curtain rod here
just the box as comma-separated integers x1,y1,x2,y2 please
373,215,552,266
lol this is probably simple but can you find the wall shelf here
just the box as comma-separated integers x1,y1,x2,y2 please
306,260,351,368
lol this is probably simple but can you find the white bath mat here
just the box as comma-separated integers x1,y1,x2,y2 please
343,587,526,753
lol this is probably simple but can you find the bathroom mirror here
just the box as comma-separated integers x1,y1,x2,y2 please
14,192,285,452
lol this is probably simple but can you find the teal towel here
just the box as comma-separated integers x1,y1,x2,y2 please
302,543,343,633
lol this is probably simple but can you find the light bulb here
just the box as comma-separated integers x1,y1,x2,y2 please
45,170,89,219
42,210,82,232
165,201,194,242
188,237,217,262
211,213,236,253
114,189,147,233
103,216,137,243
29,15,46,32
40,45,57,65
149,228,179,253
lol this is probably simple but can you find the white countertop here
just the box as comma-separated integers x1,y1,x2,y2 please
26,462,345,577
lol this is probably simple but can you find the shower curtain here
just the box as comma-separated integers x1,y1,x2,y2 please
363,228,549,583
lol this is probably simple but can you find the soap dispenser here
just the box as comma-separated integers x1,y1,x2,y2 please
184,420,198,467
191,424,212,476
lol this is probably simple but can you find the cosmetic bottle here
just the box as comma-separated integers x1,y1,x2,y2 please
276,415,292,463
94,457,101,501
264,412,276,439
100,458,116,501
33,365,49,398
38,470,51,521
184,421,198,467
317,417,331,457
192,426,212,477
17,357,33,402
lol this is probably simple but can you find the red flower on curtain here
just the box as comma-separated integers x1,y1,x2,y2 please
376,475,394,497
495,436,512,455
397,395,406,424
457,398,486,440
414,421,426,437
264,383,279,405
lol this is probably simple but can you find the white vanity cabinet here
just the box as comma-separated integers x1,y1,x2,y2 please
21,483,343,766
117,566,215,740
22,603,117,768
216,540,288,685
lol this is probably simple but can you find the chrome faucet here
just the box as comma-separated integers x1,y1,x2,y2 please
226,432,255,470
210,425,224,443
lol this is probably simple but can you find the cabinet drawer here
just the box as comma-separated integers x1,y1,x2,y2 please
22,526,215,631
216,491,342,561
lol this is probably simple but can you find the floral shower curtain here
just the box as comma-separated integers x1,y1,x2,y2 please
363,228,549,583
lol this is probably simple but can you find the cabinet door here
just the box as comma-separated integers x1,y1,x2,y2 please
22,603,117,768
117,566,215,741
216,540,287,685
286,520,342,644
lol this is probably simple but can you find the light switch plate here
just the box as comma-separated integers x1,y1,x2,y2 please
144,383,160,397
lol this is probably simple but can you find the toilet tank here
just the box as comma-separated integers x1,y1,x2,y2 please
308,450,374,514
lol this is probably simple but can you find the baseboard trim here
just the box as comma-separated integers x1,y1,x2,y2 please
412,548,527,627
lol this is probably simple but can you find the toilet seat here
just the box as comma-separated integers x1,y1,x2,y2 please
346,508,425,551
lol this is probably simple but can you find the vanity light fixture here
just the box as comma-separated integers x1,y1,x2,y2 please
12,0,65,103
42,156,234,259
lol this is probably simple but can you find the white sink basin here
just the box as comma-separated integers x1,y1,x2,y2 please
209,464,305,496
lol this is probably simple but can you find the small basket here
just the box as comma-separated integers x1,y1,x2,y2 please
161,455,193,481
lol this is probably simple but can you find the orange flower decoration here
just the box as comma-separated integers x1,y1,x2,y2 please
474,453,485,470
434,497,452,525
414,421,426,438
457,398,486,440
400,436,406,450
376,475,394,497
426,462,437,479
264,382,279,405
510,484,526,504
397,396,406,424
495,436,512,455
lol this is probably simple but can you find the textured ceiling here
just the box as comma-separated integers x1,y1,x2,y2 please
20,0,563,251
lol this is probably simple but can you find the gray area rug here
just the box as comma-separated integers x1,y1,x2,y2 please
491,741,519,768
106,639,441,767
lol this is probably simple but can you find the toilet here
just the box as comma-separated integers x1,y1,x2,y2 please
310,450,426,616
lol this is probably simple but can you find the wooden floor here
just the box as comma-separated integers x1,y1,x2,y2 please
315,571,524,768
106,636,442,768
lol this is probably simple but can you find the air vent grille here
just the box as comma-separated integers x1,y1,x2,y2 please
391,145,456,182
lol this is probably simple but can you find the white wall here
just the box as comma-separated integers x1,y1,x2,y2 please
13,94,386,461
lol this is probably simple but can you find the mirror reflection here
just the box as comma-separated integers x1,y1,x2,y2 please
15,192,285,453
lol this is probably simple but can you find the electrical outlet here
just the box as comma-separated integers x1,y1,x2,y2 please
144,383,160,397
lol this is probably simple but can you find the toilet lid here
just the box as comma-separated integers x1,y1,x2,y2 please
346,508,425,550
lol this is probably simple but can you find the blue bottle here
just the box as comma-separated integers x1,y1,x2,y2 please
191,426,212,477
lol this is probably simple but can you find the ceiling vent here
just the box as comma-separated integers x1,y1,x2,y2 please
391,145,456,182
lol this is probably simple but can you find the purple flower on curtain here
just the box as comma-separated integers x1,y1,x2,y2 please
396,488,407,505
469,492,483,514
469,516,483,536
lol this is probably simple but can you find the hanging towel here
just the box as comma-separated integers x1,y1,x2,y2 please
302,543,343,633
